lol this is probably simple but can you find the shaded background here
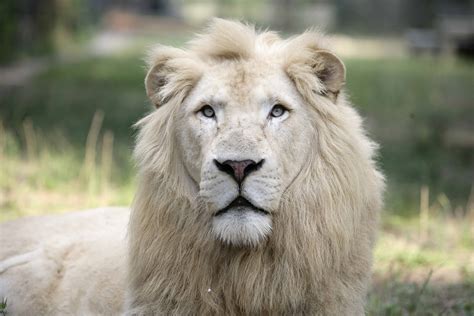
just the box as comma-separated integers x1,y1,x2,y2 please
0,1,473,314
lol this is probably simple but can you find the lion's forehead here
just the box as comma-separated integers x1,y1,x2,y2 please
188,61,298,113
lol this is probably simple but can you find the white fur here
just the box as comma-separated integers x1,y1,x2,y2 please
212,208,272,247
0,208,128,315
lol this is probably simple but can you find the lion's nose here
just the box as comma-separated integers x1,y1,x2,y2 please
214,159,264,185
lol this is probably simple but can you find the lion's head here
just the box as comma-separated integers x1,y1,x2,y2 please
129,19,384,314
135,19,351,248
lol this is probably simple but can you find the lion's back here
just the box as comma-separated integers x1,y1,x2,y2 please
0,208,129,315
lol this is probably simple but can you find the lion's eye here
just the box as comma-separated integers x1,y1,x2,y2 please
269,104,287,118
199,105,215,118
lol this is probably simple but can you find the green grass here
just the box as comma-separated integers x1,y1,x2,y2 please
0,297,6,316
0,125,135,221
368,274,474,315
0,52,473,314
345,57,474,214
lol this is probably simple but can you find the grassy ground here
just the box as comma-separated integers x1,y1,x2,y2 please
0,52,473,314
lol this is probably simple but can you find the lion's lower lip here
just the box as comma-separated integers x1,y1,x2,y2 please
214,197,269,217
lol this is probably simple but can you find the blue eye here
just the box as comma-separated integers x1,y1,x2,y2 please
200,105,215,118
269,104,287,118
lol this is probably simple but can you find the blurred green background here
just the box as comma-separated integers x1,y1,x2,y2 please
0,1,473,314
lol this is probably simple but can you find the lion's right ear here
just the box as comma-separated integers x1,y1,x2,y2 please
145,46,203,107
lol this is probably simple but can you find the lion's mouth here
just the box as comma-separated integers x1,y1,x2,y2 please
214,196,269,217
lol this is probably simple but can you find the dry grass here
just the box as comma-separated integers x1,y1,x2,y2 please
368,188,474,315
0,117,134,222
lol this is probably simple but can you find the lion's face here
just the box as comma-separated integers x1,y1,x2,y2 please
176,60,314,247
142,21,348,248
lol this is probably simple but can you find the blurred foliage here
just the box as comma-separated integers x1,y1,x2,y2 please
335,0,461,34
2,0,473,63
345,58,473,213
0,55,146,143
0,0,55,62
0,0,93,64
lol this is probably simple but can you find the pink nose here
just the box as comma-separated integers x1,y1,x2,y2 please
214,159,264,184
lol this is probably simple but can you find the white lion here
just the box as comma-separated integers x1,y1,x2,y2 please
0,19,384,315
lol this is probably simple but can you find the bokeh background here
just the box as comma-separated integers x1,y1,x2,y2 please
0,1,473,314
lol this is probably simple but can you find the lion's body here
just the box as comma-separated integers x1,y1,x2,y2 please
0,19,384,315
0,208,128,315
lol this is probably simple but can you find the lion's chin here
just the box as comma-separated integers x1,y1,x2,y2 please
212,207,272,247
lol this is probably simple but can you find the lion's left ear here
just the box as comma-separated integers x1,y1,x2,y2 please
285,45,346,102
311,50,346,98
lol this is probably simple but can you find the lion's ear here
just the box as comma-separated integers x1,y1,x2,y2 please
145,46,202,107
284,35,346,102
311,50,346,98
145,63,168,106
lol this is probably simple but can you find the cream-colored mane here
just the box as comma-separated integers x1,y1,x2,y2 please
127,19,384,315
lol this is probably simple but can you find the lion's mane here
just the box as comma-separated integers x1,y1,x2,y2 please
127,19,384,315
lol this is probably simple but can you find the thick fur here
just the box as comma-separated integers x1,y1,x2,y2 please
0,208,128,315
128,19,384,315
